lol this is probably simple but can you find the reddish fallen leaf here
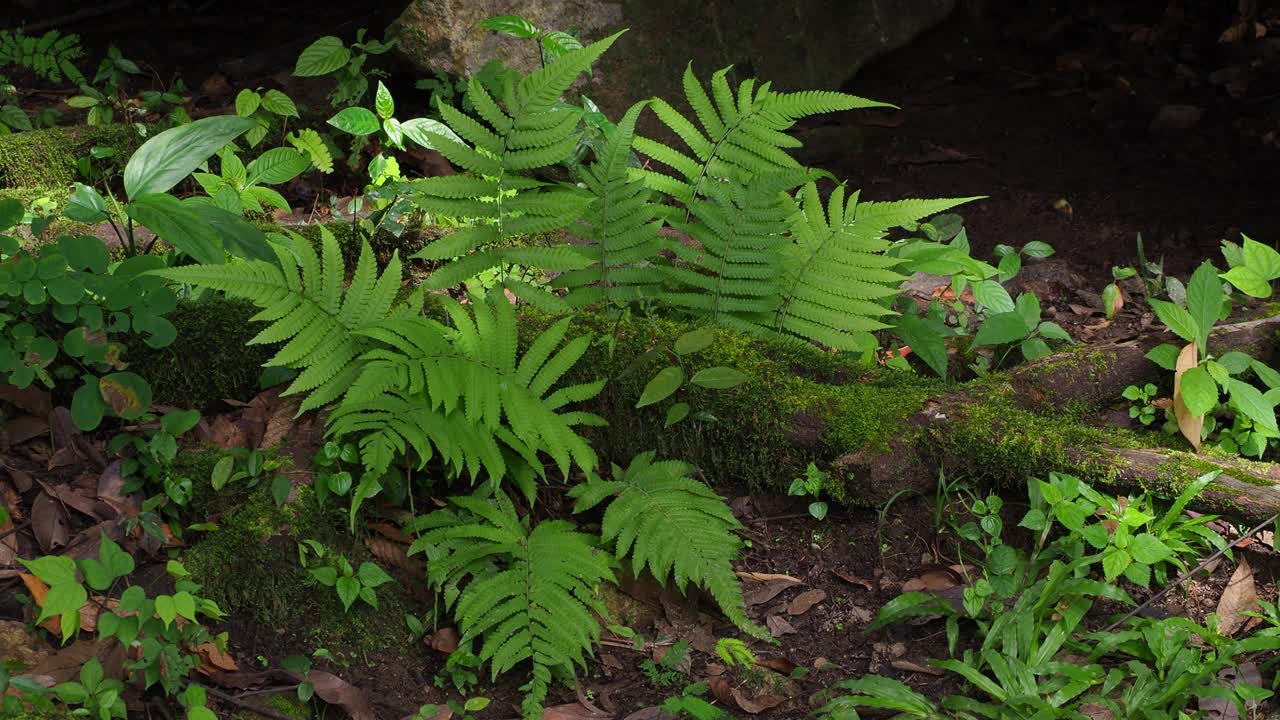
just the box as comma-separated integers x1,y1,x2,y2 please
1216,556,1258,637
22,639,106,684
543,702,610,719
767,615,797,636
364,536,424,578
1200,662,1264,719
0,384,52,416
4,414,48,445
787,589,827,616
306,670,375,720
832,569,874,591
38,480,112,521
429,627,459,654
96,461,133,517
207,415,248,449
890,658,945,676
620,709,663,720
601,654,624,674
758,656,798,674
902,566,965,593
368,522,413,544
738,571,804,606
193,641,239,674
31,491,69,552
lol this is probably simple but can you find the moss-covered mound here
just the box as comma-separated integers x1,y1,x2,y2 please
125,296,273,408
0,124,139,189
183,484,422,655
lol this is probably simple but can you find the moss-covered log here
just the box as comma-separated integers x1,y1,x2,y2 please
0,124,139,189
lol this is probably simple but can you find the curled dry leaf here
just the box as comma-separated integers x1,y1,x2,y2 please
193,641,239,674
890,658,945,676
1216,556,1258,637
787,589,828,616
543,702,610,719
1200,662,1264,720
709,674,789,715
305,670,376,720
738,571,804,606
902,565,965,593
428,627,459,654
1173,342,1203,451
31,491,69,552
832,569,874,591
364,536,424,578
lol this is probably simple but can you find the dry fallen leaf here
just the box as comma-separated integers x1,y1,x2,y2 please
787,589,827,616
901,566,964,593
306,671,375,720
1216,556,1258,637
738,571,804,606
542,702,610,719
1173,342,1203,451
429,627,459,654
890,658,945,676
193,641,239,674
767,615,797,637
832,569,874,591
364,536,424,578
31,490,69,552
1200,662,1264,720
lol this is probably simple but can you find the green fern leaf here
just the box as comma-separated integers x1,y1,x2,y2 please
409,492,614,719
571,452,767,640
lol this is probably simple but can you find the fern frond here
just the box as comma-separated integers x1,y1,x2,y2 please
771,182,979,351
570,452,767,640
409,33,627,303
409,492,614,720
634,64,890,205
0,30,83,84
151,229,416,414
328,289,604,481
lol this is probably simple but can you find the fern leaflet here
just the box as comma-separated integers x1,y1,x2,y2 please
0,30,84,84
408,492,614,720
571,452,767,640
328,288,605,483
773,182,979,351
151,227,415,414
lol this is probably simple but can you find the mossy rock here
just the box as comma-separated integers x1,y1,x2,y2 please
124,296,273,409
182,485,423,657
0,124,139,189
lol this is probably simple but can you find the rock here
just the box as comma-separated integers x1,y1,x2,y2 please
388,0,956,120
1149,104,1204,132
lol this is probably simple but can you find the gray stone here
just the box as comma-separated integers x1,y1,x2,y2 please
388,0,956,120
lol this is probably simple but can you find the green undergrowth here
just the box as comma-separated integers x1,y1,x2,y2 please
124,296,273,408
0,124,138,188
182,483,421,656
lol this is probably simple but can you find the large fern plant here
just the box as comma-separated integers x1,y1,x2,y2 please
407,32,629,311
408,492,614,719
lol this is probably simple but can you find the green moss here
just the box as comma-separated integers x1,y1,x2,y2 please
124,296,271,408
266,693,312,720
182,485,420,655
514,307,939,498
0,124,139,189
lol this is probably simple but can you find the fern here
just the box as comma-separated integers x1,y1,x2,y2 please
328,288,605,484
408,492,614,720
773,182,979,351
0,30,84,85
633,64,890,207
552,100,665,307
287,129,335,174
570,452,767,640
408,32,629,309
152,227,415,414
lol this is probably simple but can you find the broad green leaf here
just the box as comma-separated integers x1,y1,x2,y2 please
294,36,351,77
335,576,360,610
1022,240,1055,258
123,115,256,199
155,595,176,627
161,409,200,436
99,372,152,419
1130,533,1172,564
246,147,310,186
1229,379,1278,432
234,89,261,117
1222,266,1271,298
21,555,77,586
211,455,234,491
375,81,394,119
71,377,105,431
690,367,749,389
1178,366,1218,418
637,366,683,408
261,89,299,117
1186,261,1222,353
327,107,380,136
1102,548,1131,581
1206,360,1230,387
997,252,1021,282
973,280,1014,313
674,328,715,355
127,193,223,265
1021,337,1052,361
78,534,135,591
893,312,948,378
1242,235,1280,281
1015,292,1041,330
1252,360,1280,390
357,561,393,588
58,233,109,273
1218,351,1254,375
64,183,109,223
972,311,1030,347
1145,343,1180,371
479,15,540,38
401,117,464,149
1148,299,1199,345
1037,321,1072,342
664,402,690,428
